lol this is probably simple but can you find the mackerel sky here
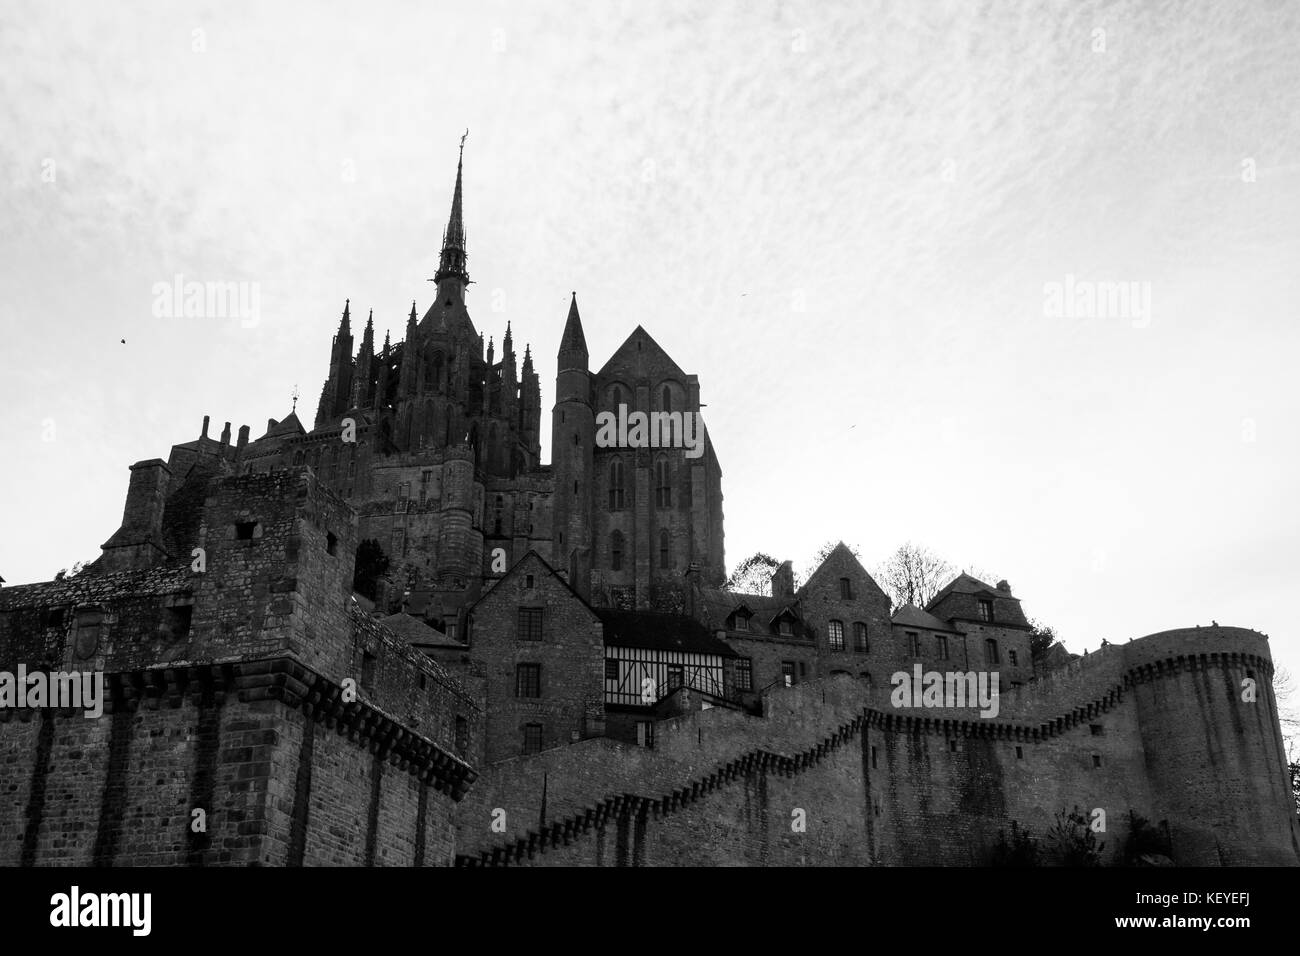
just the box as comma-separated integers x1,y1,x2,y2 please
1,0,1297,679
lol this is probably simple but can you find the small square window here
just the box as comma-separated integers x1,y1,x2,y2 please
734,614,748,631
1090,724,1103,736
604,659,619,681
1092,754,1102,768
779,620,793,636
235,521,257,540
949,739,958,752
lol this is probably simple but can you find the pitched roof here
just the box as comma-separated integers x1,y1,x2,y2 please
379,612,465,648
595,325,686,380
596,609,736,657
891,603,959,632
925,572,1015,610
698,586,800,627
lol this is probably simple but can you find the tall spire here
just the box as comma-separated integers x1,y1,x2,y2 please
434,130,470,291
340,298,351,335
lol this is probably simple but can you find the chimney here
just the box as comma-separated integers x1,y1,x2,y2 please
219,422,231,447
201,415,210,440
98,459,172,572
267,418,278,433
771,560,794,599
237,425,249,451
997,580,1011,593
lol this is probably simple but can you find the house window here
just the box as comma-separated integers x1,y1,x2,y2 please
1092,754,1102,768
655,457,671,507
636,721,655,748
978,599,993,622
1016,746,1023,760
518,607,543,642
985,638,999,665
611,385,624,410
454,716,468,757
854,622,868,652
361,651,376,689
778,619,793,636
661,385,672,412
666,665,684,691
326,531,338,556
734,614,749,632
736,658,753,692
610,530,624,572
781,661,796,687
235,521,257,540
523,723,543,755
515,663,541,698
828,620,845,651
1090,724,1103,736
525,574,534,589
609,458,625,510
907,631,922,657
446,622,457,642
840,577,853,600
1009,650,1018,667
658,529,672,569
161,605,192,640
936,635,949,660
605,659,619,681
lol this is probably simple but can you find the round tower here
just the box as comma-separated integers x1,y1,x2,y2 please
552,293,593,593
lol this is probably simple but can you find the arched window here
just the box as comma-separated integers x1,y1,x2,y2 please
655,457,671,507
609,458,625,510
611,530,624,572
659,529,672,569
828,620,845,651
661,385,672,412
853,622,868,652
611,385,624,410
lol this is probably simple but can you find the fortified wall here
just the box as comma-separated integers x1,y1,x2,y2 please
456,630,1299,867
0,468,480,866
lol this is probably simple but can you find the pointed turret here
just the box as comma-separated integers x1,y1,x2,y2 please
314,299,355,428
350,309,375,409
559,292,588,365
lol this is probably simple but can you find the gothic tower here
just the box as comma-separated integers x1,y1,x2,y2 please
552,293,594,594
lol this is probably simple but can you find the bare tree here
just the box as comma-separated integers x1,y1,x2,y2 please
724,552,780,595
874,542,953,610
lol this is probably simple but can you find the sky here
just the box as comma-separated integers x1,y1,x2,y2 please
1,0,1297,679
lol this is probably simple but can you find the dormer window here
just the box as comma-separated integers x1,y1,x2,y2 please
978,599,993,622
734,614,749,632
778,619,793,636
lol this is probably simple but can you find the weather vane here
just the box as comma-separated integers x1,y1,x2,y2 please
291,384,299,413
460,128,469,155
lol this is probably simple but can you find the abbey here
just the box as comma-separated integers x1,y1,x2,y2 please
0,145,1295,868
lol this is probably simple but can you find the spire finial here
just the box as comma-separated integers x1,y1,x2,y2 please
291,384,299,413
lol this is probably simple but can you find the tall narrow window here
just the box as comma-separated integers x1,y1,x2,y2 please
736,658,753,692
655,457,671,507
659,529,672,569
853,622,869,652
517,607,544,642
840,577,853,600
661,385,671,412
516,663,541,698
907,631,922,657
609,458,625,510
781,661,796,687
454,716,468,757
936,634,950,660
610,530,624,572
978,599,993,622
523,723,543,754
985,638,999,665
828,620,845,651
666,664,684,691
